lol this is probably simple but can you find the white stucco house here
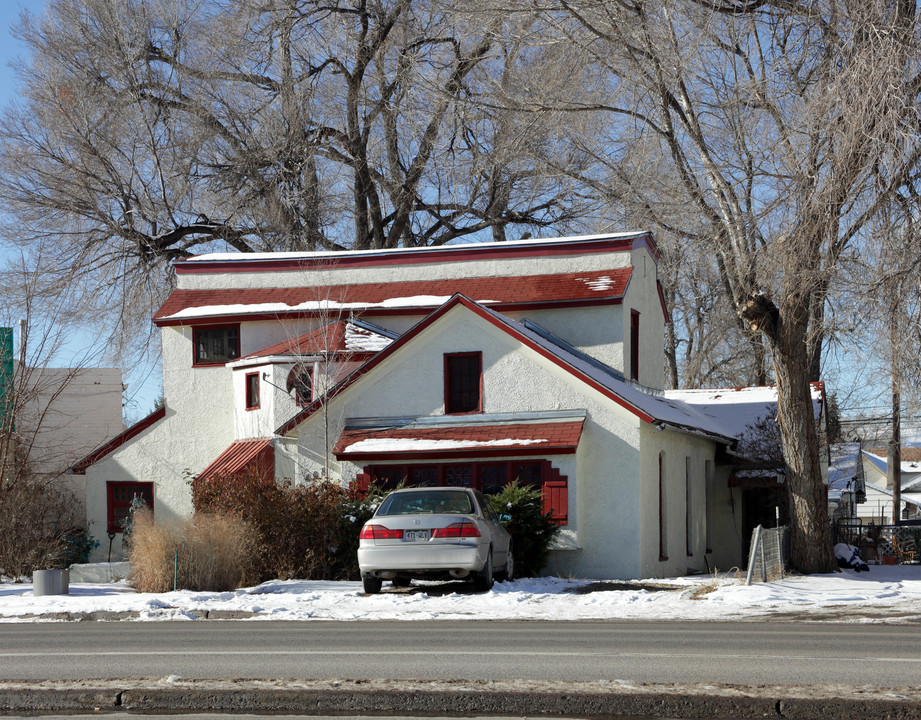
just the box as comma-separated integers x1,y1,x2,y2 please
73,232,824,578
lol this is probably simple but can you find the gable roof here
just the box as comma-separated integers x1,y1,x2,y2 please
241,319,397,359
276,294,735,443
70,407,166,474
333,418,585,461
153,268,634,326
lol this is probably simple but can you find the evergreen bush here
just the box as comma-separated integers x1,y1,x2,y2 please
487,481,559,577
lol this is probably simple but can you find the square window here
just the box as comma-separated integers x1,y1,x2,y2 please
193,325,240,366
444,352,482,414
245,372,260,410
107,482,153,534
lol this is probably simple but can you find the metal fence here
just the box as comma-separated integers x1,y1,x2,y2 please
831,520,921,564
745,524,791,584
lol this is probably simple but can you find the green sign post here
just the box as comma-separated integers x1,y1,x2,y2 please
0,327,13,433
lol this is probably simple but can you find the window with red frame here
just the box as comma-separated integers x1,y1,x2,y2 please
444,352,482,414
365,460,567,524
245,372,260,410
193,325,240,366
107,481,154,534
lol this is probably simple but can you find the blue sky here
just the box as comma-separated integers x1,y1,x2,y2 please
0,1,163,422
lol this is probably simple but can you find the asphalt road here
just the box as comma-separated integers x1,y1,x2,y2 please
1,620,919,687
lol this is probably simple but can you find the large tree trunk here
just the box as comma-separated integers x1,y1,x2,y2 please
771,310,837,574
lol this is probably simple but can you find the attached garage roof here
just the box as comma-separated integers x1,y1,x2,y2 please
197,438,274,482
153,268,632,325
333,419,585,461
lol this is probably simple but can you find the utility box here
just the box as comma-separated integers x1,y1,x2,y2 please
33,569,69,596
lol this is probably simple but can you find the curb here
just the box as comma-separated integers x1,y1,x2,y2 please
2,681,921,719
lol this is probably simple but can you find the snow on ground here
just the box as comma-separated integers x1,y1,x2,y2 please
2,566,921,623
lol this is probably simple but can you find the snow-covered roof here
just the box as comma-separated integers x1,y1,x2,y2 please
239,319,396,360
663,386,824,455
153,269,633,325
828,442,864,499
863,448,921,479
278,295,755,444
333,416,585,460
178,231,650,265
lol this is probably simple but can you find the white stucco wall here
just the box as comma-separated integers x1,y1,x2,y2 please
176,241,637,291
84,326,237,561
637,425,719,578
287,303,713,579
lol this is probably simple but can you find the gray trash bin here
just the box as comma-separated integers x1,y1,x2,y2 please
33,569,69,596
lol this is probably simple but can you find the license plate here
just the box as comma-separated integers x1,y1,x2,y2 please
404,530,429,541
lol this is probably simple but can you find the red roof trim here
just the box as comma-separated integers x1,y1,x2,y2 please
657,280,671,324
153,269,633,326
276,295,654,435
70,407,166,474
174,234,655,274
333,420,584,461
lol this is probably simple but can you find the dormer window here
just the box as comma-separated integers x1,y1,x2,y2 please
194,324,240,366
444,352,482,414
288,364,314,406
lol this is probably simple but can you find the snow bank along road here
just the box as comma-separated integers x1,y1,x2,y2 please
2,568,921,718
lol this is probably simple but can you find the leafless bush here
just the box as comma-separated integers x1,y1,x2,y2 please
0,471,75,579
128,510,254,593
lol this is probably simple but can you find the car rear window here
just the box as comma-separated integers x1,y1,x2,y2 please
377,491,474,516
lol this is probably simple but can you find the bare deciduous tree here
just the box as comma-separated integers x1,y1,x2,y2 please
526,0,921,572
0,0,588,351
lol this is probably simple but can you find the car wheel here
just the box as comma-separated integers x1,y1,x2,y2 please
473,550,494,591
392,577,412,588
362,575,383,594
497,547,514,582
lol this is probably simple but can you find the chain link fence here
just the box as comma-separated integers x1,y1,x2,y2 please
745,524,791,584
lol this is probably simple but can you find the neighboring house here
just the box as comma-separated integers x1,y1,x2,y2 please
827,442,866,522
74,232,824,578
852,448,921,524
0,326,124,519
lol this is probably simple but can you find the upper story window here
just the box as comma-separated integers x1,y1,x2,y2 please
288,364,314,406
193,325,240,366
444,352,482,414
630,310,640,382
245,372,260,410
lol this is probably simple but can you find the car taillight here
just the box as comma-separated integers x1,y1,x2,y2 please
432,522,481,538
359,524,404,540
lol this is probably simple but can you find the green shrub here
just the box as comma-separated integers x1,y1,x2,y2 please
334,485,387,579
62,528,99,567
128,509,254,593
487,481,559,577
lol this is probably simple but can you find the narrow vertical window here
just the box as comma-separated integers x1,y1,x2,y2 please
630,310,640,382
705,460,713,554
444,352,482,414
659,451,668,561
245,372,260,410
686,456,693,557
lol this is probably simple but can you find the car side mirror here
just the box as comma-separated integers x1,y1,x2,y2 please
499,513,511,523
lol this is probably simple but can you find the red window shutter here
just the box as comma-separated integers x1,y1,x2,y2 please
354,472,371,493
543,479,568,526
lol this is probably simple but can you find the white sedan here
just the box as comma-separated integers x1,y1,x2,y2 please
357,486,513,594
